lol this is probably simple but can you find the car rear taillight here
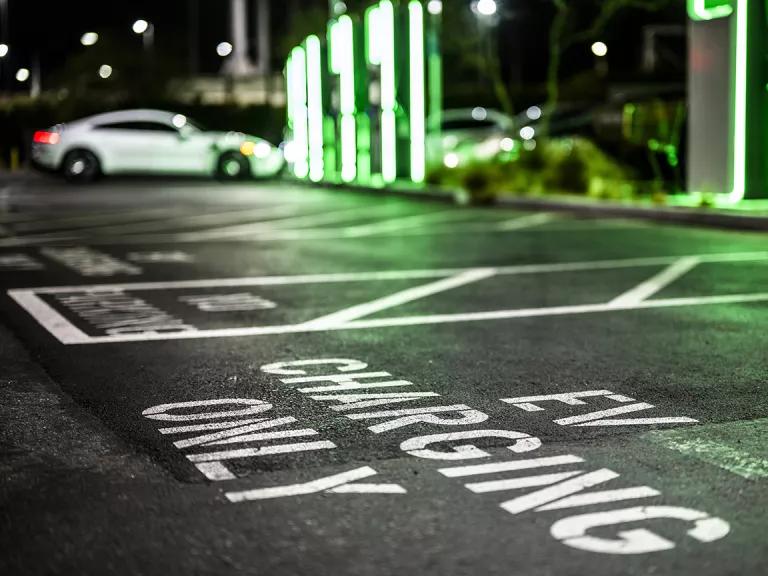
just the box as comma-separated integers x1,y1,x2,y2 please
33,130,60,145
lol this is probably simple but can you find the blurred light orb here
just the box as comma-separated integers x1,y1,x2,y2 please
443,152,460,169
500,137,515,152
132,19,149,34
333,1,347,15
591,41,608,57
474,0,497,16
0,44,8,58
98,64,113,79
254,141,272,158
216,42,233,57
282,141,296,162
172,114,187,128
15,68,29,82
427,0,443,15
526,106,542,120
471,107,487,121
80,32,99,46
519,126,535,141
523,140,537,151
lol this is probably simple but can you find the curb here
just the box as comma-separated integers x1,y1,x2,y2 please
496,196,768,232
311,181,768,232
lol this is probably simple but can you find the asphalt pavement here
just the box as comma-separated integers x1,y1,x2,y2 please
1,173,767,576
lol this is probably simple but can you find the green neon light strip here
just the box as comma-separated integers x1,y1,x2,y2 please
380,0,397,183
366,7,382,65
730,0,747,202
687,0,733,20
337,15,357,182
285,55,294,129
290,47,309,179
306,35,324,182
409,1,425,183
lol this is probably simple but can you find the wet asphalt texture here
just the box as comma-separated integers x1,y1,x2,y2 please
0,174,766,576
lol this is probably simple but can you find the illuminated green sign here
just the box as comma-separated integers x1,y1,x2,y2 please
687,0,733,21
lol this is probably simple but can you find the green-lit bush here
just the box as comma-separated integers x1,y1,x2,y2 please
427,136,637,204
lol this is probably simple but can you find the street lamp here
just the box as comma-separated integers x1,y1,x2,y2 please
591,41,608,57
16,68,29,82
426,0,442,15
132,19,149,34
80,32,99,47
132,19,154,51
216,42,233,57
0,43,8,58
472,0,497,17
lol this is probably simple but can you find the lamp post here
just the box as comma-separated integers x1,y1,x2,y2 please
132,19,154,52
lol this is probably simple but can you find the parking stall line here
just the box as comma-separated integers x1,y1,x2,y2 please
609,256,701,307
301,268,497,328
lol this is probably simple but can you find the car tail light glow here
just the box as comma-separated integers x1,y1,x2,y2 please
33,130,60,145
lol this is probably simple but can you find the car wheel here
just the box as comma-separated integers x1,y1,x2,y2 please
217,151,250,181
62,149,100,183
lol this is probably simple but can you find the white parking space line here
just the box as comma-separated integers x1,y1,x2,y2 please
11,206,192,232
168,206,401,241
302,268,497,328
10,250,768,344
51,204,307,236
496,212,559,231
20,250,768,294
609,256,701,307
336,210,471,237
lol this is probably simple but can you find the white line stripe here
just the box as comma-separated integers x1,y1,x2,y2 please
302,268,496,328
169,206,387,241
439,455,585,478
536,486,660,510
501,469,619,515
609,256,700,306
22,251,768,294
6,290,91,344
338,210,467,237
68,204,306,235
12,207,190,232
467,471,582,494
554,403,655,426
496,212,558,231
194,462,237,481
225,466,377,502
18,291,768,344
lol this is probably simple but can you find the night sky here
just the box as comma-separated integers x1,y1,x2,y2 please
0,0,686,97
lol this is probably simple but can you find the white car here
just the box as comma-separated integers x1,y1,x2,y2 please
426,107,517,169
31,109,284,182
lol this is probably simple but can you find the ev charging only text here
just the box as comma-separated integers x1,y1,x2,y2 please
142,358,730,556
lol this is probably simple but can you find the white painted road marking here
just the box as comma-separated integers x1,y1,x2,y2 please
8,251,768,344
302,268,496,328
225,466,407,502
609,256,701,307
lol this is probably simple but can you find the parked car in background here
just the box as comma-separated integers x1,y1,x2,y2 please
427,107,516,169
31,109,284,182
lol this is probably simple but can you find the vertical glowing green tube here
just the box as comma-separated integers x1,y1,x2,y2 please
408,1,425,183
306,35,324,182
379,0,397,183
290,46,309,179
337,15,357,182
729,0,747,202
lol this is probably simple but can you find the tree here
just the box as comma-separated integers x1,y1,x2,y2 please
543,0,672,132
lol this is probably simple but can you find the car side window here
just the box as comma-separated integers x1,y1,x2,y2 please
94,121,177,132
